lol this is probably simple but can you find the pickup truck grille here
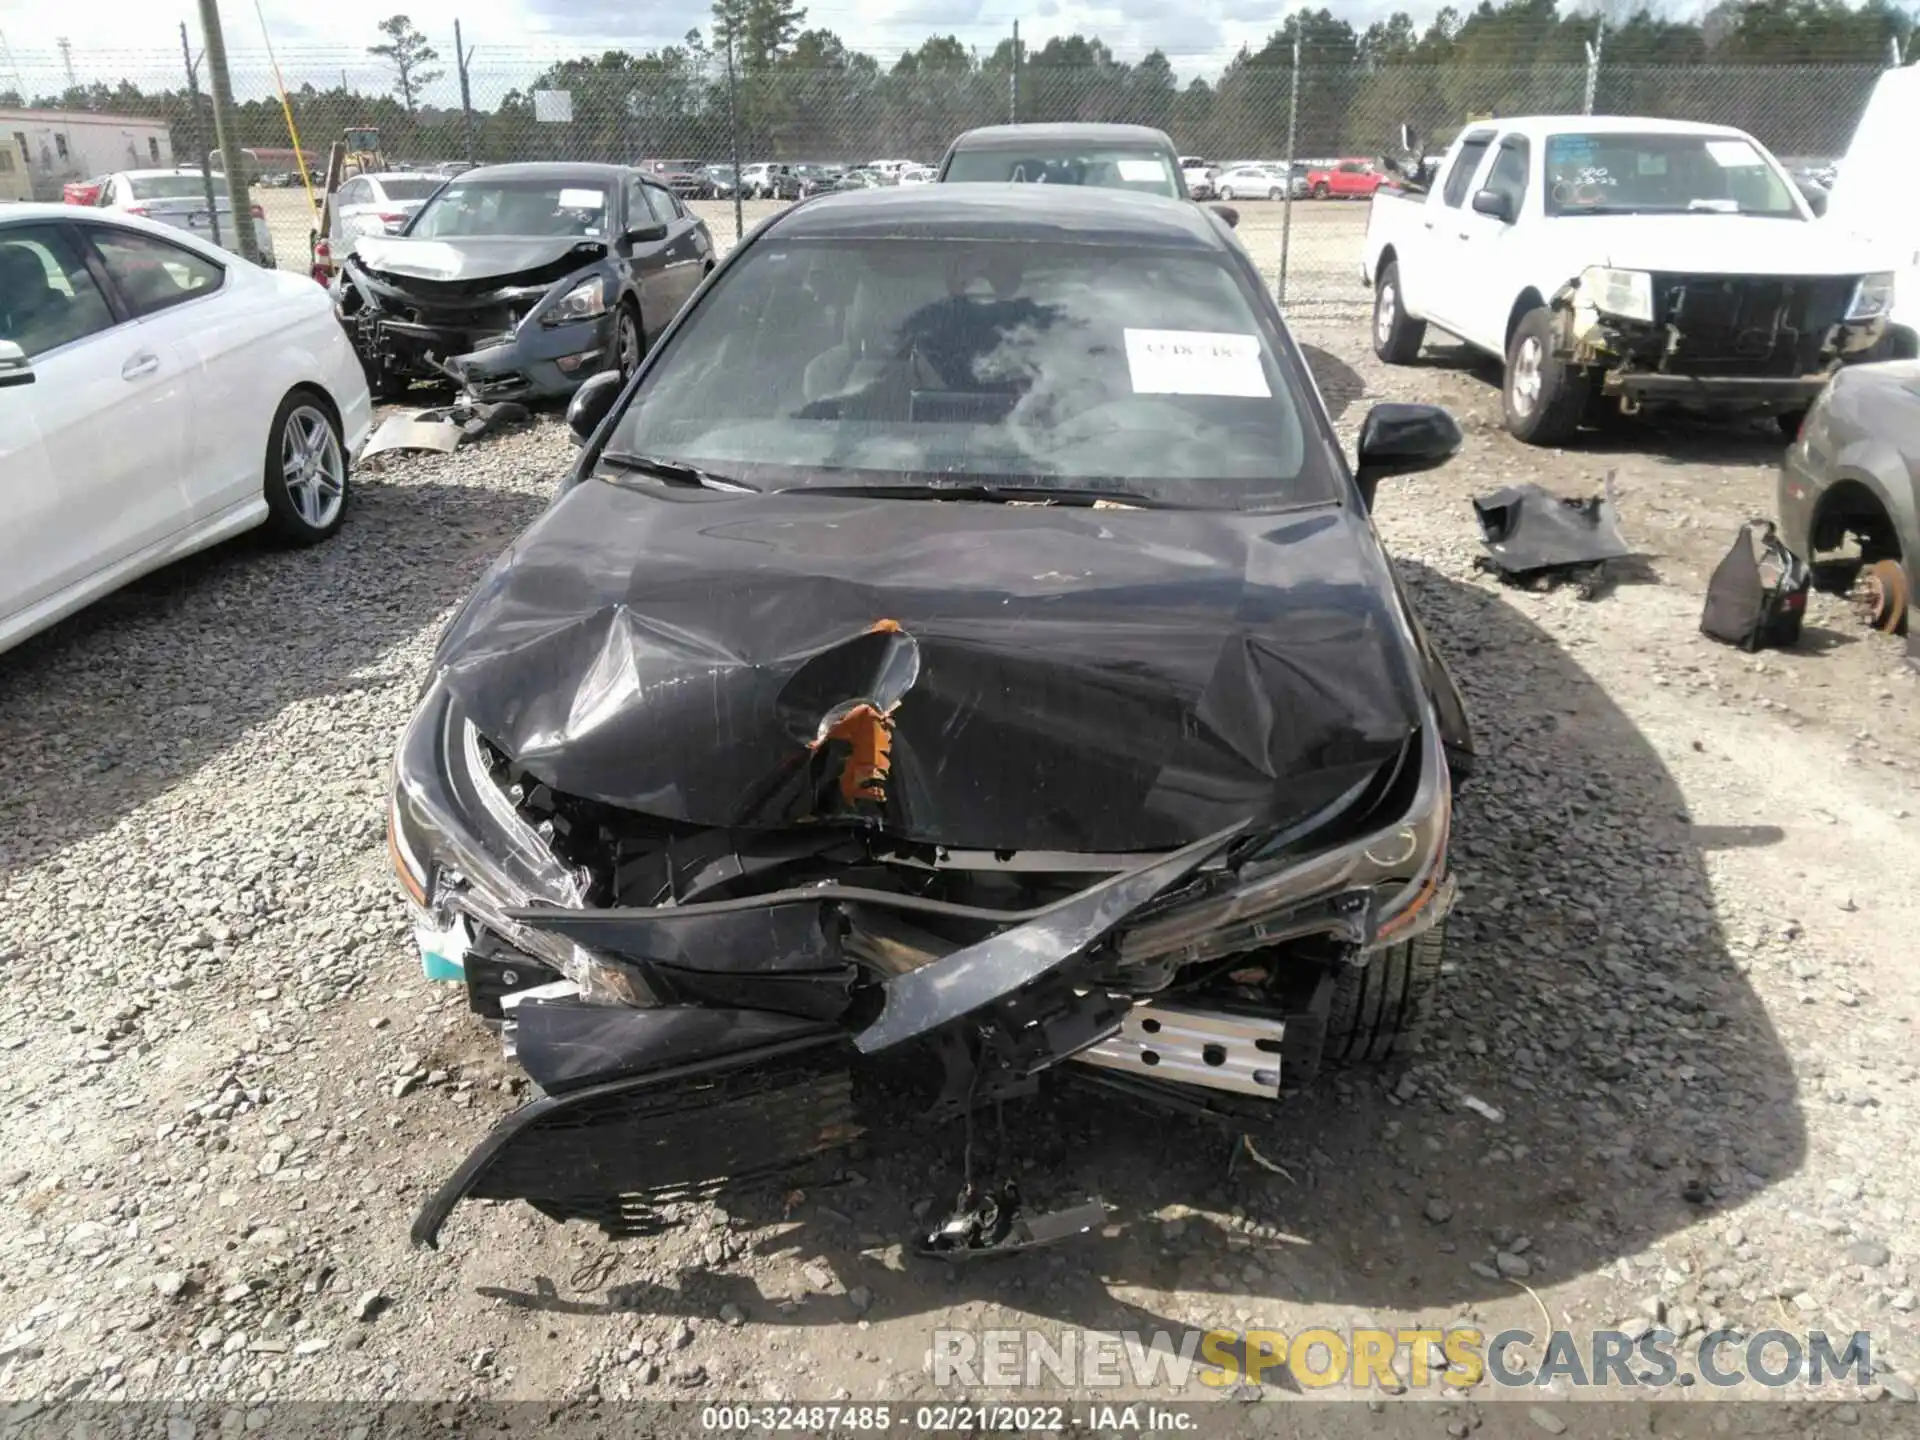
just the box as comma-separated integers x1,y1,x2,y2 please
1650,273,1859,377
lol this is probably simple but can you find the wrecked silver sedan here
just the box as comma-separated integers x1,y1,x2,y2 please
333,162,713,401
392,184,1476,1252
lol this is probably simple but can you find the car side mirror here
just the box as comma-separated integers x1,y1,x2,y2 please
1354,402,1461,509
0,340,33,389
566,370,624,444
1399,122,1418,156
1209,202,1240,229
625,221,668,244
1470,188,1513,222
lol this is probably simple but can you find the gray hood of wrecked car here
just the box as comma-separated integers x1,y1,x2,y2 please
349,233,608,282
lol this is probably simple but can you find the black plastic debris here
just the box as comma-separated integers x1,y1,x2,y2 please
918,1180,1106,1261
1700,519,1810,652
1472,474,1634,593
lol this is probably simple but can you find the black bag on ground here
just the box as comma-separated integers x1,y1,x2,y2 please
1700,520,1810,652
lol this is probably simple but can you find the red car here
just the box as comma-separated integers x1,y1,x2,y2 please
63,175,106,205
1305,159,1382,200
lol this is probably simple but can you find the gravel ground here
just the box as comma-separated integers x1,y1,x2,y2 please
3,278,1919,1430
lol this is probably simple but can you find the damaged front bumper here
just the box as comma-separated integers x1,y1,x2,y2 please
393,674,1457,1249
1560,271,1885,414
334,259,614,400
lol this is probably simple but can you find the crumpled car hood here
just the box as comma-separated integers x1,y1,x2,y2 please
350,233,607,282
432,480,1427,852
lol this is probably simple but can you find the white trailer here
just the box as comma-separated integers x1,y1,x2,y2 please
0,109,173,202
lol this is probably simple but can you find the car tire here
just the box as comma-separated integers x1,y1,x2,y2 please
1502,307,1588,445
1313,182,1330,199
1372,261,1426,364
1324,922,1447,1066
613,303,644,380
1219,186,1235,201
1857,557,1911,634
1267,186,1282,201
263,388,348,546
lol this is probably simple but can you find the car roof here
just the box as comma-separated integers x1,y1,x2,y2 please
362,171,437,183
946,122,1177,152
449,162,635,182
1461,114,1754,141
117,168,223,179
768,184,1231,251
0,203,242,260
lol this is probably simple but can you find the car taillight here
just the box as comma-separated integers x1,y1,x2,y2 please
251,204,266,219
377,211,407,224
125,205,150,216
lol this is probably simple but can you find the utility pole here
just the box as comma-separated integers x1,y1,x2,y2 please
1582,18,1603,116
455,19,476,163
1010,19,1020,123
180,23,223,249
57,37,76,91
1277,31,1300,307
194,0,261,263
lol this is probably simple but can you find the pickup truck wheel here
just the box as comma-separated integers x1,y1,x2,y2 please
1324,923,1447,1066
1372,262,1426,364
1503,308,1587,445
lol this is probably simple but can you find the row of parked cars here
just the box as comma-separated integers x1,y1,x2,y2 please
1182,155,1386,201
636,157,935,200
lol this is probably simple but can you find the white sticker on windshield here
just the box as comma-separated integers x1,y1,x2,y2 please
557,187,606,208
1117,159,1165,182
1124,329,1270,398
1704,140,1760,168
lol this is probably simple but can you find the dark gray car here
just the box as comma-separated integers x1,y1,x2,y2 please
332,162,714,401
1778,361,1918,633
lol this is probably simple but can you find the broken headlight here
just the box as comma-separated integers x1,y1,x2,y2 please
1846,272,1895,321
1581,266,1654,324
389,678,650,999
543,277,610,326
1114,713,1453,970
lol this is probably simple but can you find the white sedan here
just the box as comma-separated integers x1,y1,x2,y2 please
328,171,446,245
94,168,278,267
1213,164,1291,201
0,205,372,656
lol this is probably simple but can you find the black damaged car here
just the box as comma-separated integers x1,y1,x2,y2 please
333,162,714,400
391,184,1476,1252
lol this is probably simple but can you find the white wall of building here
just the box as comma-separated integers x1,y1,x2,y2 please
0,111,174,201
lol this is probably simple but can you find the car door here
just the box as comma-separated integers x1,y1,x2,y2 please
333,177,369,243
0,220,193,626
82,221,263,524
1450,134,1532,353
1418,131,1497,340
618,175,677,340
656,186,710,312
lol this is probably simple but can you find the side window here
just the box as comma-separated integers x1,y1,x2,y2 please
1483,137,1530,216
86,226,225,318
643,183,677,224
1442,137,1494,208
623,177,651,229
340,178,367,205
0,225,119,358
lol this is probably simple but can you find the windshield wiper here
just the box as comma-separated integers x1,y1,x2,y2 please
599,452,759,492
788,481,1185,509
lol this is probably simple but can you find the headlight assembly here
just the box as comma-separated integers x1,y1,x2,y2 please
543,277,610,326
1847,272,1895,321
1581,266,1655,324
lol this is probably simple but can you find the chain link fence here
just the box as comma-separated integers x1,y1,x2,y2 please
11,52,1889,305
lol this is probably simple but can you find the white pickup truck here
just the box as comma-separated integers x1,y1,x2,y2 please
1361,115,1893,445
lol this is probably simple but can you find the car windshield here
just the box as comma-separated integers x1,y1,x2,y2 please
1544,131,1801,217
602,236,1321,510
128,175,216,200
379,177,443,201
943,148,1180,197
410,178,612,238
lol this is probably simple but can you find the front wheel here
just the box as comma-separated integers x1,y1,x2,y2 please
1372,260,1426,364
1324,923,1448,1066
1502,307,1588,445
263,390,348,545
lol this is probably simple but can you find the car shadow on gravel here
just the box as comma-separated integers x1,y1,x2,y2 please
473,559,1807,1338
0,478,545,878
1298,343,1366,422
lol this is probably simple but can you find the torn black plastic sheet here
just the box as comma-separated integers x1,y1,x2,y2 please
430,480,1427,853
1472,476,1636,581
